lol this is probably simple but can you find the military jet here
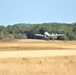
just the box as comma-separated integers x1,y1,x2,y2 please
34,31,63,39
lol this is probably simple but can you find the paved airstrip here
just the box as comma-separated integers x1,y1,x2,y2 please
0,50,76,58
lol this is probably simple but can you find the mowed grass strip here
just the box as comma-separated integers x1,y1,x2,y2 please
0,40,76,50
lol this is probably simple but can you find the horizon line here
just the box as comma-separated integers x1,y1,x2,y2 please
0,22,76,26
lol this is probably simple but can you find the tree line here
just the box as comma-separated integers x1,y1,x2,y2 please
0,23,76,41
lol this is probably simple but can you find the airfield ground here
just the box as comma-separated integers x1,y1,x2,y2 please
0,39,76,50
0,39,76,75
0,56,76,75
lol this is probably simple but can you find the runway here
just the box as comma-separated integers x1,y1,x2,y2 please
0,50,76,58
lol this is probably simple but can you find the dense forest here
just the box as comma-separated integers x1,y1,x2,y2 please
0,23,76,41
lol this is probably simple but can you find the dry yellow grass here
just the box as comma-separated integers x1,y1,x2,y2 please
0,56,76,75
0,39,76,50
0,39,76,75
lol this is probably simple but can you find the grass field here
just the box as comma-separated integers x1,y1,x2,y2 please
0,56,76,75
0,39,76,50
0,39,76,75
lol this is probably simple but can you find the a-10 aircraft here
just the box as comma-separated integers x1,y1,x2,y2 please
34,31,63,39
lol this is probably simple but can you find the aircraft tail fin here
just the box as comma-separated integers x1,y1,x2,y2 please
44,31,50,36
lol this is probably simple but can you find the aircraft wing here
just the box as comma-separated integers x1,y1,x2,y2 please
55,34,64,36
34,34,45,37
47,34,63,38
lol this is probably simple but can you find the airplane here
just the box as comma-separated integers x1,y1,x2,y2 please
34,31,63,39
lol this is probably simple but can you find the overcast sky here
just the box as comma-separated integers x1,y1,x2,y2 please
0,0,76,25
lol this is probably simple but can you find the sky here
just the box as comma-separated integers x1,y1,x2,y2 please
0,0,76,25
